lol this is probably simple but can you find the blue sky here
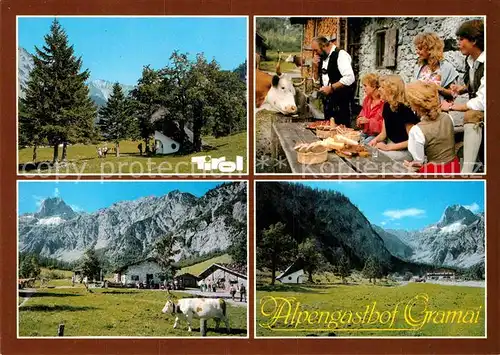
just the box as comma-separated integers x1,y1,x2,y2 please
18,17,247,85
293,181,485,231
18,181,227,214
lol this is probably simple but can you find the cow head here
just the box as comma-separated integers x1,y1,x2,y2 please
263,74,297,115
162,300,175,314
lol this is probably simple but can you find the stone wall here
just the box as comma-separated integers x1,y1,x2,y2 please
357,17,481,84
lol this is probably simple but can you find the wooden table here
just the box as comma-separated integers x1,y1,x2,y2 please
272,122,408,175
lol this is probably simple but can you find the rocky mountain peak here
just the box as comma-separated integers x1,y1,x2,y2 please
437,204,479,228
35,197,77,220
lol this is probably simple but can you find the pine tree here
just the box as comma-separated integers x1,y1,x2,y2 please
98,83,138,157
336,254,351,284
362,256,382,284
21,19,97,164
130,65,161,151
257,222,297,285
154,232,180,281
80,249,101,282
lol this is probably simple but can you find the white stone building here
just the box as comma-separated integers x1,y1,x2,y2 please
114,258,164,286
276,259,305,284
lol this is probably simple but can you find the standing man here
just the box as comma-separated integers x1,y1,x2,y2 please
441,19,485,173
311,35,356,127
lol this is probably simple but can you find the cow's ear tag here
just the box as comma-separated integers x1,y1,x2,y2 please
272,75,280,87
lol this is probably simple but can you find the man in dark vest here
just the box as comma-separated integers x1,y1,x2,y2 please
441,19,485,173
311,35,356,127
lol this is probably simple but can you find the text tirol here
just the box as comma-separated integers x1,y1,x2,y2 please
259,294,482,331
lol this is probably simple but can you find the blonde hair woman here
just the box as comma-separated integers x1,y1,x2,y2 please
368,75,420,161
356,73,384,143
413,32,458,100
405,81,460,173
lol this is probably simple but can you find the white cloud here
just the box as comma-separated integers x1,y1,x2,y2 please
380,221,387,226
464,202,480,213
54,188,60,197
383,208,426,220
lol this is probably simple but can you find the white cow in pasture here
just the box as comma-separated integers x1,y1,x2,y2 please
162,298,230,333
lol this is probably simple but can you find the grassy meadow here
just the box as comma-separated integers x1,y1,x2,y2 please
256,273,485,337
18,132,247,175
258,51,300,73
19,287,247,337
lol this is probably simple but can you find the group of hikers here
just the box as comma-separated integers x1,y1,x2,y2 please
313,19,484,173
199,280,247,302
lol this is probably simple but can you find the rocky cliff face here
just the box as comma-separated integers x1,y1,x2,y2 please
19,182,247,266
256,182,393,269
382,205,484,268
256,182,484,271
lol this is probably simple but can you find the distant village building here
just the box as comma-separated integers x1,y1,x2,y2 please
276,259,305,284
174,273,200,288
113,258,164,286
198,263,247,290
426,269,456,280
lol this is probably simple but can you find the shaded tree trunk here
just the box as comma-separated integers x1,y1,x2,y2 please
271,259,276,285
308,270,313,283
115,142,120,157
61,142,68,161
193,105,203,152
32,145,37,163
52,144,59,164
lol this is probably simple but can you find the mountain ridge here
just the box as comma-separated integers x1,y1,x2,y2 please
19,182,247,267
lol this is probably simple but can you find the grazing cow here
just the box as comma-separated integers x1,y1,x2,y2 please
162,298,230,333
285,54,304,67
255,69,298,115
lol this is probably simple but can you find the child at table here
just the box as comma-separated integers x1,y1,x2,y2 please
356,73,384,144
368,75,420,161
404,81,460,173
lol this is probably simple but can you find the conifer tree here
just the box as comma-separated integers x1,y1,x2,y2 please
130,65,161,151
98,83,138,157
21,19,97,164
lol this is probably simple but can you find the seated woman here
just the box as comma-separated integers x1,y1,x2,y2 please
405,81,460,173
413,32,458,100
356,73,384,144
368,75,420,161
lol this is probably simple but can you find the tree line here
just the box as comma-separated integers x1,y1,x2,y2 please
19,19,247,164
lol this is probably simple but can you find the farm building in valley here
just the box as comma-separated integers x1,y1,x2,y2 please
255,31,269,60
174,272,200,288
276,258,305,284
198,263,247,290
113,258,164,286
426,269,456,280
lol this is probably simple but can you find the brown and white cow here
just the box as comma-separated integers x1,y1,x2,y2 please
255,69,298,115
162,298,229,333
